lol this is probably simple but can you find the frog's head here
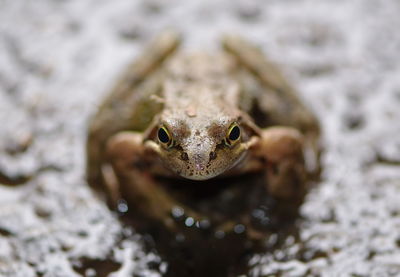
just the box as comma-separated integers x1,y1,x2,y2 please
145,112,259,180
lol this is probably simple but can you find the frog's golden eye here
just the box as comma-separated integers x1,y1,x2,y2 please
225,123,241,146
158,126,174,148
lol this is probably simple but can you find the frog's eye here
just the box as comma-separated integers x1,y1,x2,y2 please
225,123,241,146
158,126,174,148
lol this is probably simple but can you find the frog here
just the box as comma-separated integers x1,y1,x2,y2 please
86,30,320,232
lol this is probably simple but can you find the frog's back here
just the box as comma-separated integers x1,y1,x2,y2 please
160,52,245,116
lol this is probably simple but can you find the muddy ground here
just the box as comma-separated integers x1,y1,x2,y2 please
1,0,400,276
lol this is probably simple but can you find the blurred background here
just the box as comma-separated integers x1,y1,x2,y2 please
1,0,400,276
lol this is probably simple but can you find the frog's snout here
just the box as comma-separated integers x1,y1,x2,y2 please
193,153,207,171
184,148,217,180
176,136,221,180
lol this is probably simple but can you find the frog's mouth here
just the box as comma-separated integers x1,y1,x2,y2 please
169,147,248,181
146,133,251,181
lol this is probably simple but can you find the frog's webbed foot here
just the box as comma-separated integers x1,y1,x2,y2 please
250,127,308,202
106,131,206,231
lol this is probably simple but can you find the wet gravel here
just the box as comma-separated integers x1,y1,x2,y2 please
1,0,400,276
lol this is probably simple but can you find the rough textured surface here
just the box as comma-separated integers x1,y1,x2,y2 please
1,0,400,276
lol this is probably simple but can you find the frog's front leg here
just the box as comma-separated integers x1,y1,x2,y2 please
86,30,181,200
249,127,307,202
106,131,203,230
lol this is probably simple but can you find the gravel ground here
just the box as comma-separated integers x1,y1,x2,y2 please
1,0,400,276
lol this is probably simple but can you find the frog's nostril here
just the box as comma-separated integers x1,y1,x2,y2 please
209,151,217,161
180,152,189,161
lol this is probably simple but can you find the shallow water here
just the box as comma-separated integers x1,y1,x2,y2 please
116,174,304,277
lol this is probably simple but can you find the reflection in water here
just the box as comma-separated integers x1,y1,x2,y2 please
72,257,121,277
117,173,305,277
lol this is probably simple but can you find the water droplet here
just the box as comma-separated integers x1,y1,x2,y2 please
117,199,128,213
171,206,184,218
252,208,265,219
185,217,194,227
234,224,245,234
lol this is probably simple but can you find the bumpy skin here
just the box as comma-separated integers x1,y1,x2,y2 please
86,31,320,229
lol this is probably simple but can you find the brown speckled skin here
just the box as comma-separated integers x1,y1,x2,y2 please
86,31,320,230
